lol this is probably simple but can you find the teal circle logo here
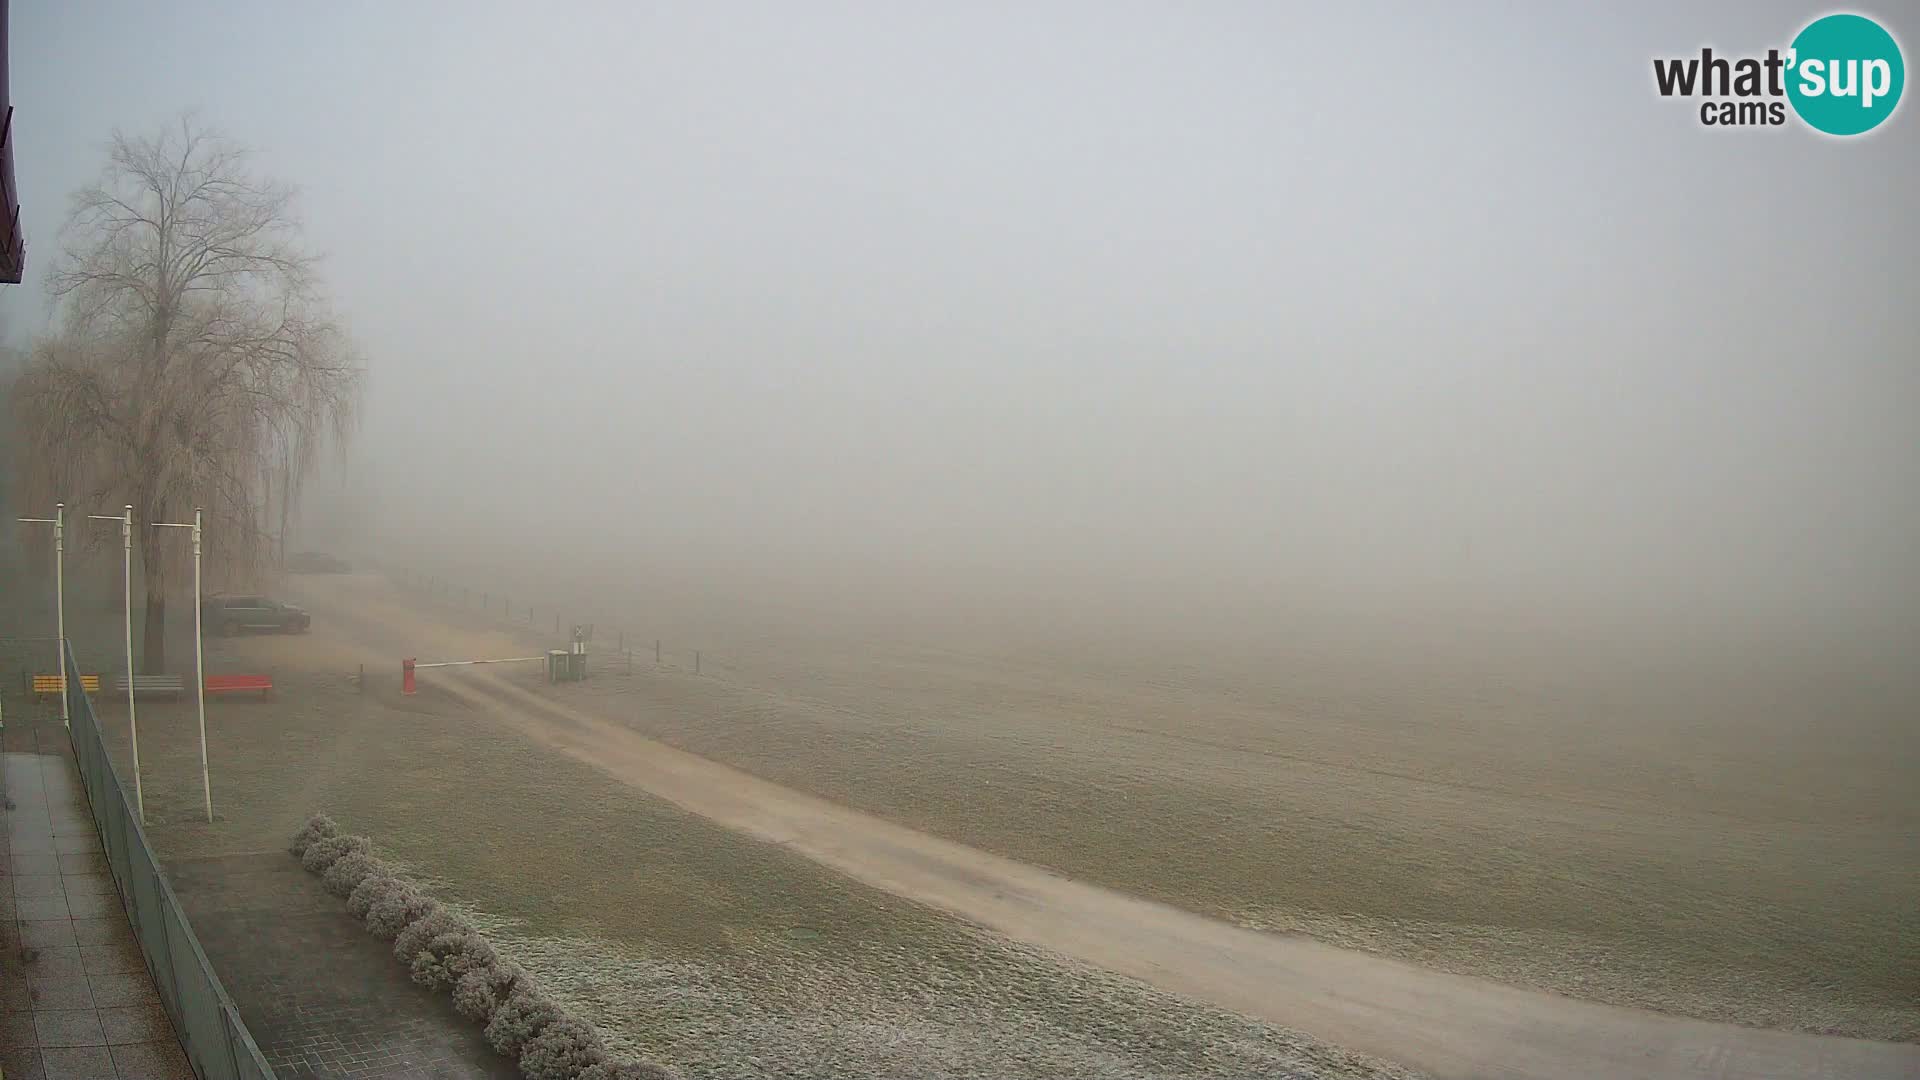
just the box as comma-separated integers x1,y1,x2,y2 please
1787,13,1905,135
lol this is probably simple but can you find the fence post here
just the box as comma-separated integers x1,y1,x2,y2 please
695,650,701,676
220,1006,243,1080
655,639,661,664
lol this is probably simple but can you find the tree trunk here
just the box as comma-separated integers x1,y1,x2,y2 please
279,449,294,567
142,589,168,675
139,509,168,674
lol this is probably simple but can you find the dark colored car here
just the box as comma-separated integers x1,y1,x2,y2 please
287,550,352,573
202,595,311,635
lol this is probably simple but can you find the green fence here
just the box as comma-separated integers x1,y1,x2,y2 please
62,638,277,1080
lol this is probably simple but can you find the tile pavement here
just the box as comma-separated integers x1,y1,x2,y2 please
2,715,193,1080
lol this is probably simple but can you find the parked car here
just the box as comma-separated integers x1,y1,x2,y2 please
287,550,352,573
202,595,311,635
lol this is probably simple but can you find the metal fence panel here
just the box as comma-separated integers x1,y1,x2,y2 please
61,639,278,1080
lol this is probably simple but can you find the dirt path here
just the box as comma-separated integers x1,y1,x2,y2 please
284,575,1920,1080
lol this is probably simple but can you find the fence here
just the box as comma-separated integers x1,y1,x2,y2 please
62,637,278,1080
391,563,708,677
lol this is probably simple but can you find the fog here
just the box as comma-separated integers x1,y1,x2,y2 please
9,1,1918,665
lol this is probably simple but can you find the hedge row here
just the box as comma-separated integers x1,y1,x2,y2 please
290,815,675,1080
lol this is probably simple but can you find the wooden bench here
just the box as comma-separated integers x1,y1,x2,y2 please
205,673,274,698
28,674,101,700
112,674,185,700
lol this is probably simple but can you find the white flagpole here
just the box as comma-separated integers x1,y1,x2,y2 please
87,507,144,822
55,504,67,724
193,508,210,821
153,509,215,823
15,505,71,723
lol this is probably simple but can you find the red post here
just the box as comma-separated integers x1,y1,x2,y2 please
402,657,416,696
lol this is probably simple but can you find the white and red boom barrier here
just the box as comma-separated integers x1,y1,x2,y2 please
401,654,546,695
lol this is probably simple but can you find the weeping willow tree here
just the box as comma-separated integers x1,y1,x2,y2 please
11,114,362,673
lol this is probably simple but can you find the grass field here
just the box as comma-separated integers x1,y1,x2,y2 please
71,631,1410,1080
383,568,1920,1044
20,561,1917,1073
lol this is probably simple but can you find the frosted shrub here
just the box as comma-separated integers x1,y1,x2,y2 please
517,1017,607,1080
288,814,339,857
348,874,405,920
409,930,495,990
393,908,470,966
485,988,563,1058
298,826,631,1076
301,833,371,873
322,852,385,898
366,885,438,940
579,1062,679,1080
453,961,526,1021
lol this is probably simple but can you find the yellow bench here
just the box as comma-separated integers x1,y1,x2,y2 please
29,674,101,699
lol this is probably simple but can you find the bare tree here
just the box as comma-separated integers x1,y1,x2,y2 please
11,114,361,672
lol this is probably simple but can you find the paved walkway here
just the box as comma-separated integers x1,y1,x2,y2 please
2,714,194,1080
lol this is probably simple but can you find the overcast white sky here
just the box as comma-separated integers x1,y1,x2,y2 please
5,2,1916,646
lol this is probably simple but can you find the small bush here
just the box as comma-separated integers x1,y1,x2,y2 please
517,1017,607,1080
485,988,563,1058
301,833,371,874
579,1062,679,1080
365,885,438,940
446,933,498,980
408,930,494,990
321,852,385,898
453,961,526,1022
288,814,340,857
347,873,405,919
393,908,470,965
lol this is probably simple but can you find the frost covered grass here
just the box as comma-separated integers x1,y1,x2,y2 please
452,904,1415,1080
153,666,1417,1079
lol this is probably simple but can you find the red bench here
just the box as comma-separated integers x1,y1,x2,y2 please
205,673,274,698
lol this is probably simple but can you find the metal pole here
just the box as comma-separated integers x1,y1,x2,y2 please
55,504,67,724
121,505,141,823
193,508,211,823
151,514,209,820
16,507,72,723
